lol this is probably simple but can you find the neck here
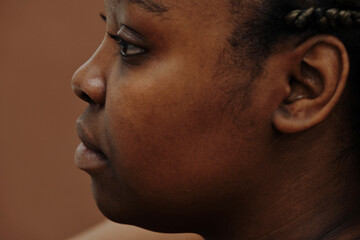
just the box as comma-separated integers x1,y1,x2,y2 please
202,141,360,240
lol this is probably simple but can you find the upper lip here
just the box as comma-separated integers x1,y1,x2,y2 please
76,118,104,155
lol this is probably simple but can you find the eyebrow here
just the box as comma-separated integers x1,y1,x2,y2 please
127,0,169,14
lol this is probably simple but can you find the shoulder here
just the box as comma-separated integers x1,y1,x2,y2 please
67,220,203,240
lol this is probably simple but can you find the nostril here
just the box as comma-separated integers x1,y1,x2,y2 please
72,74,105,105
80,92,96,104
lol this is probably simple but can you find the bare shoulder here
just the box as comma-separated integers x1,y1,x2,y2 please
67,220,204,240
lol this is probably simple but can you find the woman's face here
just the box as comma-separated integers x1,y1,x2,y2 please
72,0,273,233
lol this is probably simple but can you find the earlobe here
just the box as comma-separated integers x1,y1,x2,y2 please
273,35,349,134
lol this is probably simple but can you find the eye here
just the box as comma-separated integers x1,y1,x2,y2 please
108,31,146,58
117,37,146,57
100,16,146,58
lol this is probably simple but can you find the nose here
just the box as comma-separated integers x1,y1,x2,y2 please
72,40,107,105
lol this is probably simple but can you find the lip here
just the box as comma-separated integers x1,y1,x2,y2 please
75,143,108,172
75,119,108,172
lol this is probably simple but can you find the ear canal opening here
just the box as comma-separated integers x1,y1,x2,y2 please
284,76,300,104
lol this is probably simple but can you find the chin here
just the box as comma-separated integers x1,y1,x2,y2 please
90,179,202,234
97,201,196,234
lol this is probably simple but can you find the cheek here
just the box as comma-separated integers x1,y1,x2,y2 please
103,81,267,213
99,45,268,211
103,69,239,202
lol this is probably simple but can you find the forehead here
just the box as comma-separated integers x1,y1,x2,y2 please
105,0,231,19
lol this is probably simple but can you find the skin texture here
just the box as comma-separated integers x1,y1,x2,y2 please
72,0,360,239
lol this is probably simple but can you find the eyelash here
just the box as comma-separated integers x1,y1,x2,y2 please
100,14,146,60
108,33,146,58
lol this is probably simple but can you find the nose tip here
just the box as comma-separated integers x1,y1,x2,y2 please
71,64,106,105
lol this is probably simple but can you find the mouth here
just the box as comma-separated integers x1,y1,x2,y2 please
75,119,108,172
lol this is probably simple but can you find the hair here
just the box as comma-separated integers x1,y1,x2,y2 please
228,0,360,136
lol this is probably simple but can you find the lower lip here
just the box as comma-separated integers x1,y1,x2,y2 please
75,143,108,172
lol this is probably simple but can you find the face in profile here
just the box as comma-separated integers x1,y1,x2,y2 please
71,0,305,235
73,0,360,238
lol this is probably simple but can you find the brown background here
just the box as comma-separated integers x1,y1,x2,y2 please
0,1,108,239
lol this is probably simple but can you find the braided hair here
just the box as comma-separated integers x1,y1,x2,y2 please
286,1,360,29
229,0,360,61
229,0,360,135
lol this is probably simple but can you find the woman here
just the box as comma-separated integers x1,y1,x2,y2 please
72,0,360,239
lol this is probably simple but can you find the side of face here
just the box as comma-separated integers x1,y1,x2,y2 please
72,0,280,233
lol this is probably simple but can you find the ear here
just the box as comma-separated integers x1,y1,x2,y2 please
272,35,349,134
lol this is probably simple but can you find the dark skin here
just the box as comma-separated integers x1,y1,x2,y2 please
72,0,360,239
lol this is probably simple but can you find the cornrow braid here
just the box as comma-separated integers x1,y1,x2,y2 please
285,7,360,29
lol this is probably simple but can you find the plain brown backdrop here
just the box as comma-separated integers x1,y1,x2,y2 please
0,1,108,239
